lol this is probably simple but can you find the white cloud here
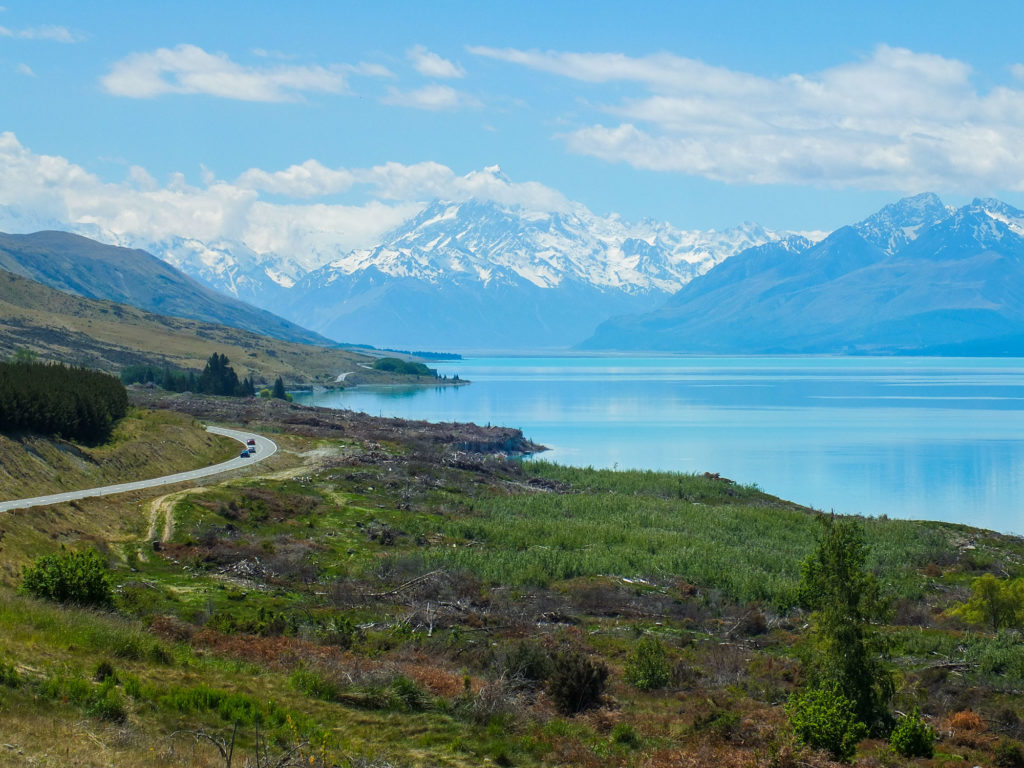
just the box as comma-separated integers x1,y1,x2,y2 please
0,24,80,42
0,132,572,271
1012,63,1024,81
18,25,79,42
344,61,395,79
101,44,346,102
382,83,475,110
407,44,465,78
234,157,570,211
471,44,1024,192
236,159,358,198
16,63,34,77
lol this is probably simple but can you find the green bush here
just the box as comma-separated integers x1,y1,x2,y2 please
290,667,340,702
995,739,1024,768
547,647,608,715
87,678,127,723
20,548,113,607
39,672,126,723
372,357,437,377
0,658,20,688
889,707,935,758
501,640,552,687
610,722,642,747
786,682,867,762
692,708,742,740
624,636,671,691
390,675,430,711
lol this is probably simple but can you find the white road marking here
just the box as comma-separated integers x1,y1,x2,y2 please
0,426,277,513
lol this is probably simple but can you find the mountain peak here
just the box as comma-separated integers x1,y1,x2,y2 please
854,192,951,254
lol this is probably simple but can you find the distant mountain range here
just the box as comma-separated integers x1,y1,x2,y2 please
11,195,779,350
275,199,777,349
581,194,1024,354
4,188,1024,355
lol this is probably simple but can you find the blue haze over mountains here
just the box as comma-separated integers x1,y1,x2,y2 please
583,194,1024,355
3,191,1024,355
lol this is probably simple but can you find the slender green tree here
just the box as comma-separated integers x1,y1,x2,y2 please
272,376,287,400
797,515,893,732
950,574,1024,631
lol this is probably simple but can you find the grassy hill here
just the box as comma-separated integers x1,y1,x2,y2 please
0,230,332,346
1,396,1023,767
0,408,243,576
0,268,436,388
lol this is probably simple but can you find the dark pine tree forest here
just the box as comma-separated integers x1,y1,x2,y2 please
0,360,129,444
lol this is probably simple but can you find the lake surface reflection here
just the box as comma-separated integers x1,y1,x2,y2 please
293,357,1024,533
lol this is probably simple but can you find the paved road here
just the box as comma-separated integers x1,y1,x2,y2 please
0,426,277,513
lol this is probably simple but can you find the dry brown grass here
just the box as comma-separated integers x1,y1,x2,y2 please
942,708,989,747
0,706,201,768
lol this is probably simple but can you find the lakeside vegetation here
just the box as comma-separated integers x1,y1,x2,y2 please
1,395,1024,766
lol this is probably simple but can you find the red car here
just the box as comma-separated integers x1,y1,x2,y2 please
246,438,256,446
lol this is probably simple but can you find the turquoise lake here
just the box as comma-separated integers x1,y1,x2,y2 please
292,356,1024,534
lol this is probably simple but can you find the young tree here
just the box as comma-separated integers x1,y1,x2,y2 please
951,574,1024,631
272,376,287,400
797,515,893,732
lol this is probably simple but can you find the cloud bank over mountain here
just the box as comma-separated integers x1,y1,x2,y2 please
0,133,573,269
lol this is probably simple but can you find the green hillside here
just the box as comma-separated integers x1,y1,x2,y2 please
0,230,332,346
0,268,424,388
1,395,1022,767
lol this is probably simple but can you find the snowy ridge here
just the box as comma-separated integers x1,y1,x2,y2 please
975,198,1024,238
853,192,952,254
313,198,780,295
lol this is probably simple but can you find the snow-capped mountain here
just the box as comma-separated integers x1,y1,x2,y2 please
583,195,1024,355
280,198,781,349
136,237,303,307
0,170,789,350
324,199,772,293
853,192,952,254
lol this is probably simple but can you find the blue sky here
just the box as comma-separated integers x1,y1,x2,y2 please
4,0,1024,254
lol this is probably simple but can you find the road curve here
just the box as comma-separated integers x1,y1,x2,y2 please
0,426,277,513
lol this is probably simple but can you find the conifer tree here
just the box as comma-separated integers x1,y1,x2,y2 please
797,515,893,731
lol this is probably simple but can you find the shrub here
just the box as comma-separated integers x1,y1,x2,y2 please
547,647,608,715
995,739,1024,768
610,722,642,747
39,672,126,723
93,659,116,683
786,682,867,762
87,679,127,723
889,707,935,758
947,708,986,732
290,667,340,702
372,357,437,377
390,675,430,712
0,658,20,688
20,548,113,607
692,708,742,741
501,640,552,688
624,636,671,691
